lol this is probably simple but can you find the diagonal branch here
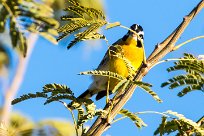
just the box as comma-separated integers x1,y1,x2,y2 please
148,0,203,62
85,0,204,135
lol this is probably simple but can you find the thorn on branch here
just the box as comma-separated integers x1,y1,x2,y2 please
155,43,162,49
183,16,188,21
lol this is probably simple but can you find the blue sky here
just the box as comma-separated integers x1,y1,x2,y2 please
11,0,204,135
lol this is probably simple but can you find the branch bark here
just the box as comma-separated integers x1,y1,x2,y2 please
85,1,204,135
1,34,38,125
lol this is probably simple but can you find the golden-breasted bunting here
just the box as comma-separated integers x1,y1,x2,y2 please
78,24,145,100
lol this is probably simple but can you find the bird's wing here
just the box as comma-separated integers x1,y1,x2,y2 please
96,39,124,70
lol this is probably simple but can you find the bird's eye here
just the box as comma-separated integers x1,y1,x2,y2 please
139,34,144,39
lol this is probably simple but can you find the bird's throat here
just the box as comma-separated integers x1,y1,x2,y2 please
125,36,137,45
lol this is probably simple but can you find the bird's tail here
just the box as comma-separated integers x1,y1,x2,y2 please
68,89,95,109
77,89,95,99
95,90,113,100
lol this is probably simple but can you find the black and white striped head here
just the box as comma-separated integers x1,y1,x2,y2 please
130,24,144,40
122,24,144,47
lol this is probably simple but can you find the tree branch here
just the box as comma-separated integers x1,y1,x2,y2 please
85,1,204,135
1,34,38,125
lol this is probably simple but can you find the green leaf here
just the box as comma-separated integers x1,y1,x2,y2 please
44,94,76,105
43,83,74,96
132,81,152,87
161,74,203,87
19,33,27,57
79,70,125,81
0,7,9,32
1,0,59,56
167,53,204,74
166,110,204,135
154,116,167,135
178,84,204,97
58,0,107,49
9,19,19,48
67,22,106,49
154,119,180,135
119,109,147,128
75,32,106,41
11,92,48,105
155,111,204,136
135,82,162,103
106,22,121,30
162,53,204,97
111,79,128,93
168,78,201,89
167,64,204,74
12,83,76,106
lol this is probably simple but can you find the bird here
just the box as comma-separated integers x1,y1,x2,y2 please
78,24,145,101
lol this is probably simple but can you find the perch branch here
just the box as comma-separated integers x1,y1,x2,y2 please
85,1,204,135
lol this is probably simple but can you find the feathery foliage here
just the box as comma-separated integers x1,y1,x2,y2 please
106,22,121,30
11,83,75,105
119,109,147,128
80,70,125,81
161,53,204,97
133,81,162,103
154,110,204,136
11,83,107,135
57,97,107,135
80,70,162,103
0,0,59,56
43,83,74,95
70,100,107,128
11,92,48,105
111,79,129,94
57,0,107,49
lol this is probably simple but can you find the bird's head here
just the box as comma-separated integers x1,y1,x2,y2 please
122,24,144,47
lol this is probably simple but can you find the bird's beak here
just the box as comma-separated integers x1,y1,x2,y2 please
130,32,138,41
132,33,138,37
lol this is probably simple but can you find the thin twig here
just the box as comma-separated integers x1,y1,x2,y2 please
135,111,171,118
111,116,126,124
59,100,79,136
106,41,111,104
112,111,171,124
151,58,197,69
69,109,79,136
173,35,204,51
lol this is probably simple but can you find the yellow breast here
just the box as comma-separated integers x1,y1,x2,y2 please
108,38,144,90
